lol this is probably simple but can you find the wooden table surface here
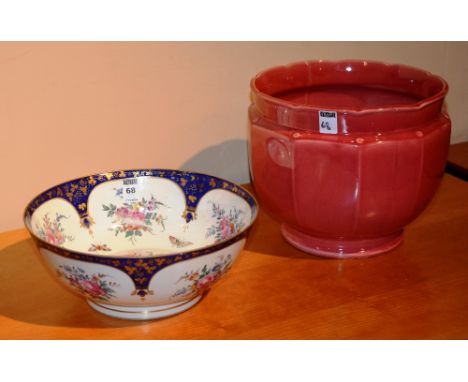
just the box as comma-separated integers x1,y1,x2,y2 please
1,147,468,339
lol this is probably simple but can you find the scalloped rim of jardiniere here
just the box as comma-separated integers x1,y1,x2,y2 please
251,59,449,115
23,168,258,260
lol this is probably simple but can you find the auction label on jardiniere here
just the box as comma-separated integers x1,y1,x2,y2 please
319,110,338,134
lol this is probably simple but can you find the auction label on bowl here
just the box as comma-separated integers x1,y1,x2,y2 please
319,110,338,134
123,177,145,203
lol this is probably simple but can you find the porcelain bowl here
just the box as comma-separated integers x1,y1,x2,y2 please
24,169,257,320
249,60,450,258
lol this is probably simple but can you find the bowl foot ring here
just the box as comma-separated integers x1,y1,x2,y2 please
87,294,202,320
281,225,403,258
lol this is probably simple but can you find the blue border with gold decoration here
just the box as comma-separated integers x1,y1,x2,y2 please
24,169,257,299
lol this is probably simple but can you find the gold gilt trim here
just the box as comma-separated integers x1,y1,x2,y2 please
182,205,198,221
91,294,200,314
131,288,155,301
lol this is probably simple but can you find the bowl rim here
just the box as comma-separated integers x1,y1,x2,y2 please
23,168,258,260
250,59,449,115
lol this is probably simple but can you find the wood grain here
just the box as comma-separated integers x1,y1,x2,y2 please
1,158,468,339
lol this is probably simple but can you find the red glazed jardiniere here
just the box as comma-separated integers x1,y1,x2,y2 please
249,60,450,258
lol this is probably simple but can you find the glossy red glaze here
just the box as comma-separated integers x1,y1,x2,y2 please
249,60,451,258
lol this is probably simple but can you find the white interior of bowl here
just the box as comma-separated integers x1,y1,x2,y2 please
30,176,252,257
